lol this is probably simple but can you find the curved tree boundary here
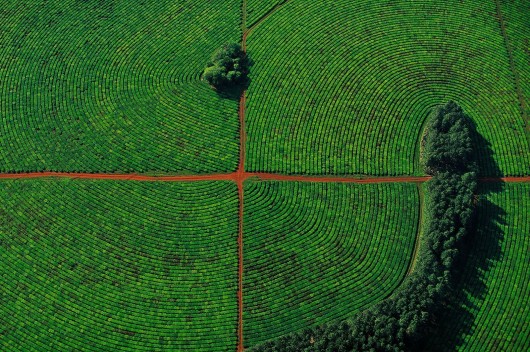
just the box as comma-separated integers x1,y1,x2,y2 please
250,102,479,351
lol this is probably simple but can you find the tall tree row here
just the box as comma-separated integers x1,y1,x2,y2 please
250,101,478,352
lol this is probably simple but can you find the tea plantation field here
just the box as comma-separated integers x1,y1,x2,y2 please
0,180,238,351
0,0,240,173
245,0,529,176
246,0,285,28
433,183,530,351
243,181,419,346
500,0,530,125
0,0,528,351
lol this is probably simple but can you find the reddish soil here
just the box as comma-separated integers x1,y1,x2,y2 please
1,172,528,184
250,173,431,183
0,171,237,182
480,176,530,183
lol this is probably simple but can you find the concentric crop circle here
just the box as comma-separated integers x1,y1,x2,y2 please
245,0,529,177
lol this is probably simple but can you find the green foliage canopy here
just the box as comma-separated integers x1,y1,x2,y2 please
423,101,477,175
204,43,250,89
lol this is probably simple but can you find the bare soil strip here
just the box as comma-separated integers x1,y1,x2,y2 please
251,173,431,183
0,172,528,184
0,171,237,181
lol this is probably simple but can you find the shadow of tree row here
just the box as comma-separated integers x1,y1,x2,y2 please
426,121,506,351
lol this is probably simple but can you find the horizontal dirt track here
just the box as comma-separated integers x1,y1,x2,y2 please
0,172,528,183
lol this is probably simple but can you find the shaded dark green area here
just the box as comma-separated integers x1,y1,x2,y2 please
430,182,530,351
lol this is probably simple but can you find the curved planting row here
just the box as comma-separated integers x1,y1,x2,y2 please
0,0,240,173
246,0,286,29
245,0,529,176
499,0,530,131
242,181,419,347
433,183,530,351
0,180,238,351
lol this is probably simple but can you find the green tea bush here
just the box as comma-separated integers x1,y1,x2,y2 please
0,180,239,351
246,0,286,28
0,0,241,173
245,0,529,176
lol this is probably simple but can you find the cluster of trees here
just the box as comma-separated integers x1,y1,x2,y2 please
422,101,476,175
250,101,478,352
203,42,250,89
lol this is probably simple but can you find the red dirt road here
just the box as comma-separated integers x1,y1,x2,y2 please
0,171,237,182
0,172,529,184
480,176,530,183
251,173,431,183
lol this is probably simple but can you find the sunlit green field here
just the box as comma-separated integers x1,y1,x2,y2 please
0,0,240,173
243,181,419,346
245,0,529,176
0,180,238,351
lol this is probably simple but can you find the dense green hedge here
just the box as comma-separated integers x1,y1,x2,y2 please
250,102,478,351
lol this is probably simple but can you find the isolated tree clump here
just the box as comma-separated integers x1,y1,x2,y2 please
203,42,249,89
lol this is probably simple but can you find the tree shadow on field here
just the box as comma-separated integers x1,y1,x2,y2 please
212,56,254,101
214,76,252,102
425,120,506,351
471,118,504,177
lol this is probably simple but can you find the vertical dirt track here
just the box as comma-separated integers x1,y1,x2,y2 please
237,1,248,349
